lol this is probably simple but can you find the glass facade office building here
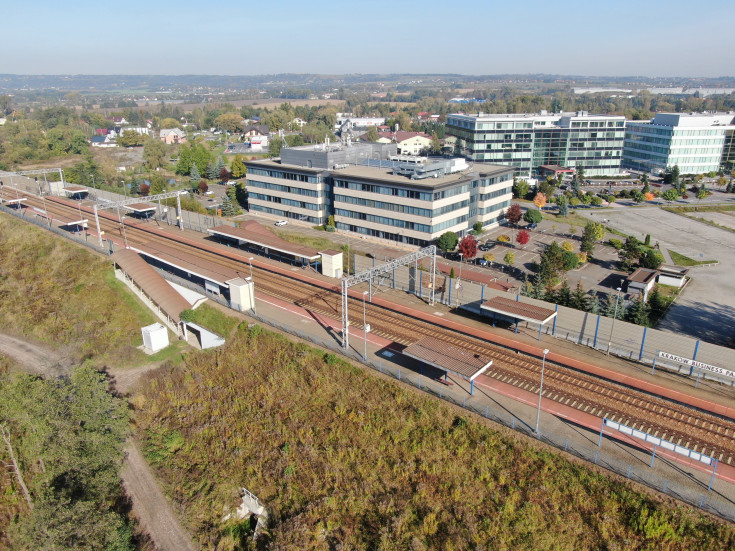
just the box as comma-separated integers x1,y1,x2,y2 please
623,113,735,175
446,111,626,178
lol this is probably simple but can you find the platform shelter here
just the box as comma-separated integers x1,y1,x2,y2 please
402,336,493,395
208,221,321,269
62,185,88,200
1,197,27,209
480,295,557,340
124,202,157,219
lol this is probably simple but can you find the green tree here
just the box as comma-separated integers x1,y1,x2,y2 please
268,136,283,157
625,297,650,326
175,144,193,175
365,126,379,142
641,249,664,269
214,112,244,133
220,194,236,216
118,130,145,147
189,163,201,183
556,279,571,306
558,195,569,217
581,221,605,255
570,282,588,310
0,367,131,550
230,155,246,179
524,209,543,225
662,188,679,202
538,241,565,287
503,251,515,267
513,179,530,199
648,286,666,319
143,137,167,169
437,231,459,253
430,133,441,154
696,186,709,200
562,250,579,271
603,292,625,319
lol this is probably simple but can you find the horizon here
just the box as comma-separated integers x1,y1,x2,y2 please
2,0,734,78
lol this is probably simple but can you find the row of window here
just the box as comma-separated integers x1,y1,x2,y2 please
479,187,512,202
250,204,322,224
334,180,434,201
248,179,323,198
478,200,511,215
335,209,432,233
335,223,429,247
248,167,321,183
249,193,321,211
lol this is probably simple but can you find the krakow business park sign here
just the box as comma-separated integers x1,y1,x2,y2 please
657,351,735,380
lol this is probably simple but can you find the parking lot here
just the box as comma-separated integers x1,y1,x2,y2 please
579,206,735,346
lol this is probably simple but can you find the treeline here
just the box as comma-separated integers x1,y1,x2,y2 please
0,366,133,550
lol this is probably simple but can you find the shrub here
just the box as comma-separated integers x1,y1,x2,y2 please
608,239,623,250
325,225,336,232
497,234,511,243
324,353,340,365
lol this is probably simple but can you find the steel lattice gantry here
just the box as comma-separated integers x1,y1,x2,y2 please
341,245,437,350
92,190,186,248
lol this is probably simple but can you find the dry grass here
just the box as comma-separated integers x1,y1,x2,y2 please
0,213,158,366
135,327,735,550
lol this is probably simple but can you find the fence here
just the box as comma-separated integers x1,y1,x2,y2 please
354,255,735,388
193,284,735,523
4,202,734,522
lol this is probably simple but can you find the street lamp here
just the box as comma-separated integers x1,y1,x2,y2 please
456,253,463,307
607,282,624,356
362,291,371,361
535,348,550,434
248,257,254,278
90,174,95,189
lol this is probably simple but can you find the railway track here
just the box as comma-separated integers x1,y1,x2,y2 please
16,192,735,465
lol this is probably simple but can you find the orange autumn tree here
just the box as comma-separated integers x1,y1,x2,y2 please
533,192,547,210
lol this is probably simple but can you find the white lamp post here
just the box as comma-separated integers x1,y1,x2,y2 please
362,291,371,361
248,257,254,278
535,348,550,434
607,283,623,356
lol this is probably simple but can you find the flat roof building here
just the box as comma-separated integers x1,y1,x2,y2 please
446,111,626,178
623,112,735,175
245,143,514,247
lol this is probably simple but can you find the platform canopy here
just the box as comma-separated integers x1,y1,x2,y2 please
208,222,321,262
2,197,27,205
402,336,493,384
124,202,157,213
63,185,88,195
480,296,557,325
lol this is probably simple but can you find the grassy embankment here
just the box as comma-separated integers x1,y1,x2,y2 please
0,212,193,548
668,251,718,267
0,212,187,367
135,324,735,550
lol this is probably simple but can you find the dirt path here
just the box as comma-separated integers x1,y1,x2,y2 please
0,333,197,551
0,332,74,376
122,439,197,551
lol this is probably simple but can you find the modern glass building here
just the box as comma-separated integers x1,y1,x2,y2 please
245,143,513,247
446,111,626,177
623,113,735,175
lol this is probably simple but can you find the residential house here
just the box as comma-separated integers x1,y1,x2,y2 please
242,124,270,138
159,128,187,144
377,131,433,156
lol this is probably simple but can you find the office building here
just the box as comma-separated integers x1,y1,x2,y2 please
623,112,735,175
446,111,626,177
245,142,513,247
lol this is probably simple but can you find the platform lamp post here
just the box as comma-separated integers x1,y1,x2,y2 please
456,253,463,307
535,348,550,434
248,257,254,278
362,291,371,361
607,282,623,356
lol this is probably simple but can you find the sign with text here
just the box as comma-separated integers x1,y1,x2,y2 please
657,351,735,380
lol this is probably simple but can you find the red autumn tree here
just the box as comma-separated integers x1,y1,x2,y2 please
139,182,150,196
457,235,478,260
505,203,523,226
198,180,209,194
516,229,530,248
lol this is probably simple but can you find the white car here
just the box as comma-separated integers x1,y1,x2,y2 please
274,220,288,226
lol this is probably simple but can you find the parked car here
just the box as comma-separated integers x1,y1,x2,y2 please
274,220,288,226
528,222,538,230
445,252,461,261
475,258,489,267
478,243,495,251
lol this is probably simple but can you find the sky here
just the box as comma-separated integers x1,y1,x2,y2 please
1,0,734,77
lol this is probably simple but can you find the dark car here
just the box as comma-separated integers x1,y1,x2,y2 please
478,242,495,251
445,252,461,261
475,258,489,267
